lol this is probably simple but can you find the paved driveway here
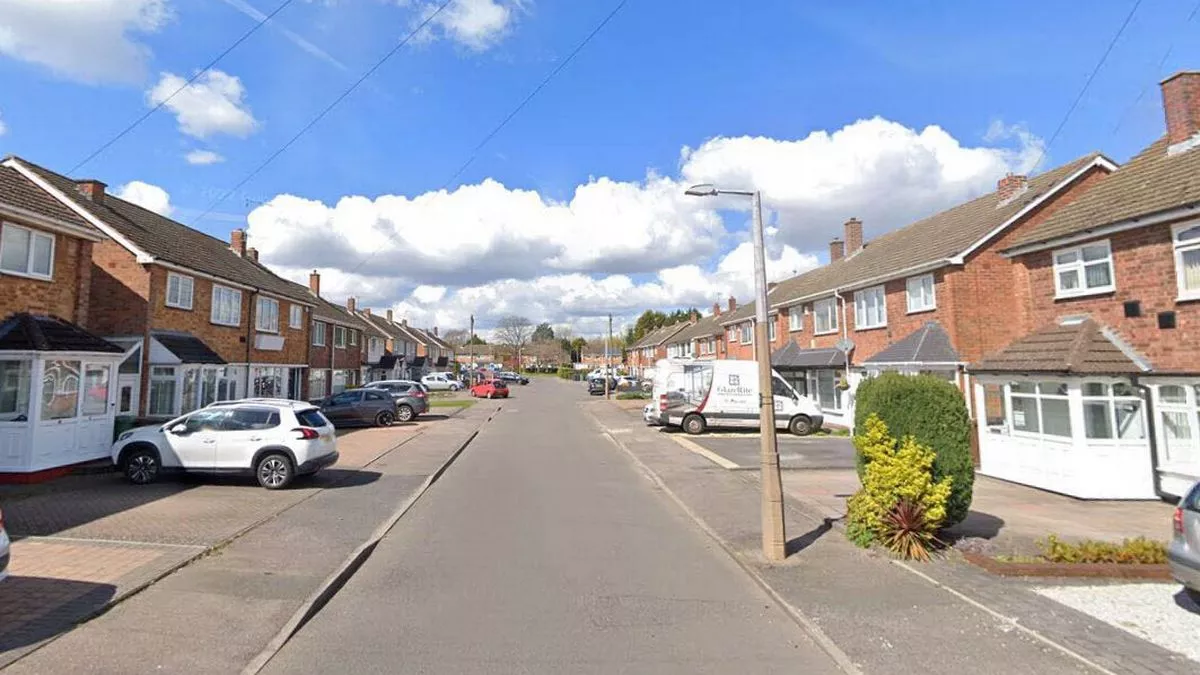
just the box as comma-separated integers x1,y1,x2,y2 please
687,432,855,470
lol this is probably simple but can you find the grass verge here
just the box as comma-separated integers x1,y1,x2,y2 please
430,399,476,408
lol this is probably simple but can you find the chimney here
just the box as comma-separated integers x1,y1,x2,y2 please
1162,71,1200,149
728,296,737,313
844,218,863,255
386,309,394,323
364,307,371,317
830,238,845,262
346,296,357,313
433,326,439,336
308,270,321,295
230,229,247,257
689,309,700,322
246,247,259,263
712,302,721,316
75,179,106,205
996,173,1028,203
402,318,408,327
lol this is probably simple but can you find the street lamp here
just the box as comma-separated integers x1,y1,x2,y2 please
685,183,787,562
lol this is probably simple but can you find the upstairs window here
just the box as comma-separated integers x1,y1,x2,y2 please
854,286,887,330
814,298,838,334
0,223,54,279
166,273,194,310
788,306,803,332
739,322,752,344
256,297,279,333
312,321,326,346
289,305,303,329
1173,222,1200,300
211,286,242,327
906,274,935,313
727,327,737,343
334,325,347,348
768,319,777,342
1054,241,1114,298
349,328,358,346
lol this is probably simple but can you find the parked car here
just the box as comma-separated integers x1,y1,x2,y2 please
1169,480,1200,604
421,373,463,391
471,379,509,399
643,403,662,426
0,505,9,582
499,371,530,385
111,401,339,489
588,377,616,396
320,389,399,427
364,380,429,422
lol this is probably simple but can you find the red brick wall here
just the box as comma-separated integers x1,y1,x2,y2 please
0,223,91,323
308,319,365,372
89,238,150,336
1018,222,1198,372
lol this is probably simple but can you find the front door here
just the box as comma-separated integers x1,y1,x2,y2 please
117,373,139,416
163,409,226,469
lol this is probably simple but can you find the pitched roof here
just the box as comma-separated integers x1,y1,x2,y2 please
0,313,124,353
6,157,313,305
297,286,379,334
631,322,688,348
358,313,409,341
0,165,97,231
718,301,758,326
862,321,961,364
152,331,225,364
768,153,1108,308
970,319,1151,375
670,314,724,343
1007,137,1200,250
771,343,846,368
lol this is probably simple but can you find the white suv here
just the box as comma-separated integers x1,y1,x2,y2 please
111,400,339,490
421,372,462,391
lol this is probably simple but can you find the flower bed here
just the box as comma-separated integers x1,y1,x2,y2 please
960,552,1171,579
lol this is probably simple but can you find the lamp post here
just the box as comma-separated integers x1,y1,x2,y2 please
685,184,787,562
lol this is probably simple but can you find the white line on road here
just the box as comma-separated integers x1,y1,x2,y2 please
668,435,741,470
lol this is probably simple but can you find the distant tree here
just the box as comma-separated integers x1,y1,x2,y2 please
667,308,700,324
631,310,668,342
466,334,487,345
532,322,555,342
441,328,470,346
622,326,635,346
494,315,535,363
570,337,588,362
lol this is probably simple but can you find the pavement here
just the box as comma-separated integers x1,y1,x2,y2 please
260,377,843,674
684,432,856,470
0,408,481,672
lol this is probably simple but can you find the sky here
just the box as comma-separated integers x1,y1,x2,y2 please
0,0,1197,338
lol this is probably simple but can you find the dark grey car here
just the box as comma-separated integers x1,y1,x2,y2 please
363,380,429,422
1169,481,1200,603
319,389,398,427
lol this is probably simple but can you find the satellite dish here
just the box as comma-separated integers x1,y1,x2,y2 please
835,338,855,353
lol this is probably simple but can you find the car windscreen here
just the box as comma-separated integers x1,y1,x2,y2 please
295,408,330,428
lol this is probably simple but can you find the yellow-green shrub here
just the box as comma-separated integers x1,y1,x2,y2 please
846,414,953,548
1036,535,1167,564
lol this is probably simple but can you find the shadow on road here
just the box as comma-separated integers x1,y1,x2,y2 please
787,517,841,556
0,576,116,656
942,511,1007,544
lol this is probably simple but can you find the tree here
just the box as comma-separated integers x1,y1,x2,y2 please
441,328,470,346
532,322,555,342
466,334,487,345
570,337,588,362
494,315,535,365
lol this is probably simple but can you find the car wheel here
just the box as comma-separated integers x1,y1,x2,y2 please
789,415,814,436
450,384,460,391
256,453,294,490
396,404,415,422
375,410,395,427
123,446,160,485
682,414,706,435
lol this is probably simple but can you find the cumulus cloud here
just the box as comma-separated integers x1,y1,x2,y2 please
185,149,225,165
115,180,173,216
0,0,170,84
410,0,524,50
147,70,258,139
249,116,1042,335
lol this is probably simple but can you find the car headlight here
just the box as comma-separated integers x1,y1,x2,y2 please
118,431,134,441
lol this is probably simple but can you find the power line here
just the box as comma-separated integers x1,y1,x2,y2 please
1109,0,1200,137
1026,0,1142,172
190,0,457,226
69,0,298,175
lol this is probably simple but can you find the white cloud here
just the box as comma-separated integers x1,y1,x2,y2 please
0,0,170,84
0,110,6,136
184,149,225,165
115,180,173,217
410,0,524,50
147,70,258,139
249,116,1042,335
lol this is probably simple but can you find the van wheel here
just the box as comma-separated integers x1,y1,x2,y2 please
682,414,706,435
123,446,160,485
256,453,294,490
789,415,813,436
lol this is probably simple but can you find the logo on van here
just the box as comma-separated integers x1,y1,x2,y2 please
729,374,740,386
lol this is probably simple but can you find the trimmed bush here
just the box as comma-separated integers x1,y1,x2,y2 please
616,391,648,400
557,366,574,380
854,372,974,527
1036,535,1167,565
846,415,952,550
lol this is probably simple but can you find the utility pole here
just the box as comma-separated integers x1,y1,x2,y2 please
605,314,612,400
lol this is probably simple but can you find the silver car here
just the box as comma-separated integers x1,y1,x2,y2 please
1169,481,1200,604
0,505,9,582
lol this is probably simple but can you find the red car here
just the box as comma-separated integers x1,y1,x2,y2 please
471,379,509,399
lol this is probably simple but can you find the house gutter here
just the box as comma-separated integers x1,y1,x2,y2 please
1129,376,1168,500
770,259,952,310
1001,201,1200,258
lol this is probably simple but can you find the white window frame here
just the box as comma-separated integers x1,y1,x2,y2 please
854,285,887,330
1053,240,1115,299
210,285,242,327
289,304,303,329
256,296,280,333
1007,379,1073,440
312,321,326,347
768,318,777,342
1172,221,1200,301
349,328,358,346
788,305,803,332
1080,380,1146,442
0,222,55,280
814,298,838,335
739,322,752,344
905,274,936,313
727,327,737,344
334,325,347,349
165,272,194,310
1155,381,1200,468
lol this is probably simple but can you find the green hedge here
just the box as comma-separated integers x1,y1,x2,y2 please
854,372,974,526
557,366,574,379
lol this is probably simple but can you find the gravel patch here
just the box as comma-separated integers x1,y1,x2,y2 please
1034,583,1200,663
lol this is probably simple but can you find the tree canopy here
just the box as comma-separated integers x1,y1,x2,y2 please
532,322,555,342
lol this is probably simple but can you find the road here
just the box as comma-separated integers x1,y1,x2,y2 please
262,380,841,674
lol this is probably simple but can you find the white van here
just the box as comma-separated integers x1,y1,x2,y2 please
652,358,823,435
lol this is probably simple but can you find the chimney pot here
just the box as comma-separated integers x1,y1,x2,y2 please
347,297,357,313
308,270,321,295
386,309,394,323
230,229,248,257
996,173,1028,203
844,218,863,254
1161,71,1200,147
830,238,845,263
728,297,737,312
433,326,438,336
75,179,106,205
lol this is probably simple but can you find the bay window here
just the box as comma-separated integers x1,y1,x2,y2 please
0,222,54,279
41,360,80,420
1081,381,1144,440
1158,384,1200,466
211,286,242,326
1053,240,1114,298
0,360,31,421
1009,381,1072,438
81,364,110,416
906,274,935,313
166,273,194,310
256,297,280,333
814,298,838,334
148,366,177,416
1172,222,1200,300
854,285,886,330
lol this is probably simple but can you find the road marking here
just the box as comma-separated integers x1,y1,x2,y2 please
667,435,741,470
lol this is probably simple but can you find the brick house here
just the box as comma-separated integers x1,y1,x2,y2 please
0,164,126,475
407,325,454,375
3,157,316,420
302,271,383,399
755,153,1115,429
968,71,1200,499
357,309,418,382
627,321,690,377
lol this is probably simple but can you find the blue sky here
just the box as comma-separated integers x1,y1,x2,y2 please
0,0,1195,333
